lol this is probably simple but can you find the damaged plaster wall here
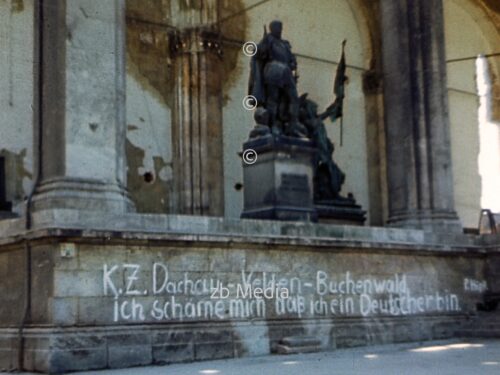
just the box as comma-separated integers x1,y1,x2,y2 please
126,73,173,213
126,1,174,213
0,0,34,211
125,0,245,214
124,0,371,218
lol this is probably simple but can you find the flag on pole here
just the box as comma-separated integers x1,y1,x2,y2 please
334,40,347,146
334,40,347,100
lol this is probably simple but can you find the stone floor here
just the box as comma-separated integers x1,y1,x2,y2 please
12,339,500,375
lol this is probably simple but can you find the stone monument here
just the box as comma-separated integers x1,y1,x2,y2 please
241,22,364,224
241,134,317,221
241,20,316,221
299,92,366,225
305,41,365,224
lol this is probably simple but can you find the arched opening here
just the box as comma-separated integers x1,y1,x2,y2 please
222,0,379,223
444,0,500,228
123,0,382,222
477,56,500,212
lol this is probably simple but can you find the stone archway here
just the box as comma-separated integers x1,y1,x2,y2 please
221,0,379,222
346,0,387,226
445,0,500,228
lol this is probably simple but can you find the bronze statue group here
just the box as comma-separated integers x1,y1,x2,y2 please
248,20,352,204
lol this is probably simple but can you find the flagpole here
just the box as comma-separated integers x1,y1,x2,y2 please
340,115,343,147
339,40,346,147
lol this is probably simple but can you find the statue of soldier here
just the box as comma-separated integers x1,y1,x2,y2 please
298,40,354,203
248,20,307,138
299,94,350,202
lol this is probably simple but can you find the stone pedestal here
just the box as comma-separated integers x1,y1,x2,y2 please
241,135,317,222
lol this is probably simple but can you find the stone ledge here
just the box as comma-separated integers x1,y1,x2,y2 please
0,227,489,255
0,209,497,252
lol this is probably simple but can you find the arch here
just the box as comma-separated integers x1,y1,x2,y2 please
444,0,500,227
346,0,387,225
346,0,381,70
221,0,382,223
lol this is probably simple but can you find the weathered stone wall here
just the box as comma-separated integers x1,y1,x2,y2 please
0,246,25,327
51,243,483,325
485,237,500,294
0,212,494,373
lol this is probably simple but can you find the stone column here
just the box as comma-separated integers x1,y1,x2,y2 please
32,0,133,212
380,0,461,231
170,1,224,216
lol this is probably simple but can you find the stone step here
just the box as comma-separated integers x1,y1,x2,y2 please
457,329,500,338
464,324,500,328
474,315,500,320
463,321,500,326
474,315,500,322
274,344,322,355
474,318,500,323
462,318,500,328
281,336,322,347
458,311,500,337
475,311,500,317
272,336,322,355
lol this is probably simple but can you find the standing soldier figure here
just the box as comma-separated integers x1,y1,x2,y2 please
248,20,307,138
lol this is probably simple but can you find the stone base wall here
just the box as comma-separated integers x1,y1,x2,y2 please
0,316,469,373
0,212,496,373
486,251,500,294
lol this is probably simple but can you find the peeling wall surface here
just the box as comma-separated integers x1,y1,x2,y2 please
126,74,173,213
0,0,34,209
126,1,174,213
444,0,500,228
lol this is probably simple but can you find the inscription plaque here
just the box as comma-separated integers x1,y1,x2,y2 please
278,173,310,204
